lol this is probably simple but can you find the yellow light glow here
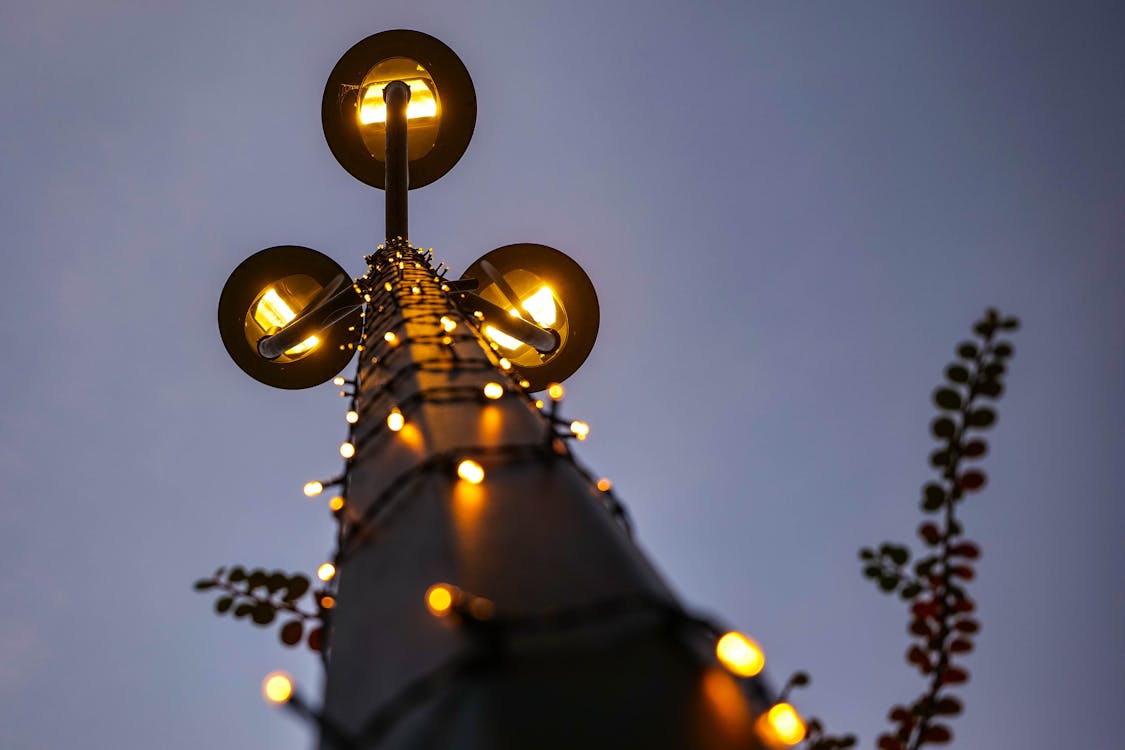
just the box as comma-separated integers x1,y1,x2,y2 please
384,331,398,345
329,496,346,512
484,325,524,351
534,399,544,409
384,281,393,292
358,78,438,124
262,672,293,704
547,383,565,401
303,481,323,498
570,420,590,440
759,703,806,746
597,478,613,492
387,408,405,432
426,583,454,616
254,288,320,356
333,377,346,386
716,632,765,677
498,358,511,370
345,410,359,424
440,316,457,332
521,285,557,327
457,459,485,484
320,595,336,609
317,563,336,581
483,382,504,400
411,286,420,295
339,442,356,459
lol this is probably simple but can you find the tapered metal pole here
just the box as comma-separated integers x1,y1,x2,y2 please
318,247,773,749
383,81,410,242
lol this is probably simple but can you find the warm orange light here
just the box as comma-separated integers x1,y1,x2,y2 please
534,399,544,409
333,376,346,386
498,358,511,370
384,281,393,292
426,583,454,616
483,382,504,400
597,478,613,492
716,631,765,677
320,595,336,609
387,407,405,432
457,459,485,484
303,481,323,497
329,495,346,512
570,420,590,440
317,563,336,581
358,78,438,124
339,442,356,459
757,703,806,746
440,316,457,333
384,331,398,345
345,410,359,424
262,672,293,704
547,383,565,401
484,325,523,351
253,288,320,356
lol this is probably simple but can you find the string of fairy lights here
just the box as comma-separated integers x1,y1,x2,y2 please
268,239,806,749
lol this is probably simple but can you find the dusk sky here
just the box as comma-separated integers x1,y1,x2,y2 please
1,1,1122,748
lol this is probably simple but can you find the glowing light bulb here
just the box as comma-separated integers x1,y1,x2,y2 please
384,281,393,292
333,376,346,386
358,78,438,124
320,595,336,609
457,459,485,484
759,703,806,746
262,672,293,704
518,379,530,389
345,410,359,424
426,583,454,616
521,285,557,327
570,420,590,440
440,316,457,332
483,382,504,400
317,563,336,581
597,478,613,492
384,331,398,345
715,631,765,677
484,325,524,351
339,442,356,459
253,288,320,355
303,481,324,498
387,408,404,432
498,358,512,370
535,399,544,409
411,286,420,295
547,383,565,401
329,496,346,512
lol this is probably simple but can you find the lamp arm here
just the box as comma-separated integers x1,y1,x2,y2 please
456,292,560,354
257,274,361,360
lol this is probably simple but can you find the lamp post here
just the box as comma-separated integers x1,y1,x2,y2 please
215,28,796,750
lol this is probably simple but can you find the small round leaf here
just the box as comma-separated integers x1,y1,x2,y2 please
280,620,304,647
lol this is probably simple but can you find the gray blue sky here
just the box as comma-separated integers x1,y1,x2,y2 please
1,1,1122,748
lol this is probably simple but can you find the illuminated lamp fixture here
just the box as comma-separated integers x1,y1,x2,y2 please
218,245,362,389
458,243,599,392
321,29,476,190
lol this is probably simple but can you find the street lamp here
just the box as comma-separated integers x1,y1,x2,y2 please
217,245,362,389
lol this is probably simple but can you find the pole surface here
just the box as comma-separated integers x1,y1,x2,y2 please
318,244,773,749
383,81,410,242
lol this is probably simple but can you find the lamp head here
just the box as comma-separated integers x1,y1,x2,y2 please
460,243,599,392
322,30,476,189
217,245,362,389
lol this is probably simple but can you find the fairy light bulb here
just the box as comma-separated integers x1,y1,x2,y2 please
333,376,346,386
384,281,393,292
387,407,405,432
426,583,455,617
534,399,544,409
570,420,590,440
759,703,806,746
345,410,359,424
457,459,485,484
317,563,336,582
329,496,346,512
384,331,398,346
715,631,765,677
339,442,356,459
320,595,336,609
483,382,504,400
303,481,323,498
547,383,565,401
440,316,457,333
498,358,512,370
262,672,293,704
597,478,613,492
